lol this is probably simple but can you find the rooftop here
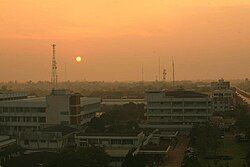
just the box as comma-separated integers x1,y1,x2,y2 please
165,90,209,98
0,92,28,100
80,97,101,106
140,139,171,152
0,97,46,107
76,131,142,137
0,96,101,107
39,125,78,136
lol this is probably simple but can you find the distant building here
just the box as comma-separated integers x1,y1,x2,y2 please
211,78,230,90
0,89,101,134
211,79,235,112
144,90,212,131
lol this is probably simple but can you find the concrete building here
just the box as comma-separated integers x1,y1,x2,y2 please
18,125,77,150
75,131,146,167
0,93,28,102
75,131,145,148
211,79,235,112
0,89,101,134
144,90,212,130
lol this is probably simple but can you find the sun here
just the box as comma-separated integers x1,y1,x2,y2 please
76,56,82,62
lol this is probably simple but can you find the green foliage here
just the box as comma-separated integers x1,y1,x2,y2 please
182,157,203,167
88,103,145,133
0,144,24,158
190,123,221,157
122,151,146,167
4,147,110,167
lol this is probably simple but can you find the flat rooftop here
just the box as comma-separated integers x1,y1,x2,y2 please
0,97,101,108
76,131,141,137
105,148,130,157
147,90,209,98
80,97,101,106
140,139,171,151
0,97,46,107
39,125,78,136
0,92,28,99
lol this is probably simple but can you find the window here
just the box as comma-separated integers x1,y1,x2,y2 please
12,117,17,122
50,140,57,143
61,121,69,125
122,139,133,145
24,140,29,145
33,117,37,122
60,111,69,115
26,117,31,122
38,117,46,123
5,117,10,122
111,139,122,145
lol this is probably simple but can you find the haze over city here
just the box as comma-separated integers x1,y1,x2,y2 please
1,0,250,82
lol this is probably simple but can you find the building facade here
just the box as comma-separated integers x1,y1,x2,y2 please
145,90,212,130
211,79,235,112
18,125,77,150
0,89,101,134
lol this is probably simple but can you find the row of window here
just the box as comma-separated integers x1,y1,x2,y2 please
87,139,134,145
148,101,210,106
24,139,57,145
0,107,45,113
0,116,46,123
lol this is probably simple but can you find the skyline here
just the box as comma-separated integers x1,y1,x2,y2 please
1,0,250,82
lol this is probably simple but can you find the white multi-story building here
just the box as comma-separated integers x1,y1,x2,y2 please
0,89,101,134
144,90,212,130
211,79,235,112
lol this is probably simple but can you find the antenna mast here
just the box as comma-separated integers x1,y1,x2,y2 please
163,69,167,81
172,56,175,87
158,56,161,81
141,64,144,82
51,44,57,90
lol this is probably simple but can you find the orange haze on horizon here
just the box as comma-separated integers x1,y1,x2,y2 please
0,0,250,82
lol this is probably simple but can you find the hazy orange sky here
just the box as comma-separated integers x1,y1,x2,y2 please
0,0,250,82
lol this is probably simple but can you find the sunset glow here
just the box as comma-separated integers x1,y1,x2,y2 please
0,0,250,81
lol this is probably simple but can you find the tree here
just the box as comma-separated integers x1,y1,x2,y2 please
122,151,146,167
52,147,110,167
4,147,110,167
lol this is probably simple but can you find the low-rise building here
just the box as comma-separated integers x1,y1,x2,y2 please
18,125,77,150
0,89,101,134
75,131,145,148
75,131,146,167
144,90,212,130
